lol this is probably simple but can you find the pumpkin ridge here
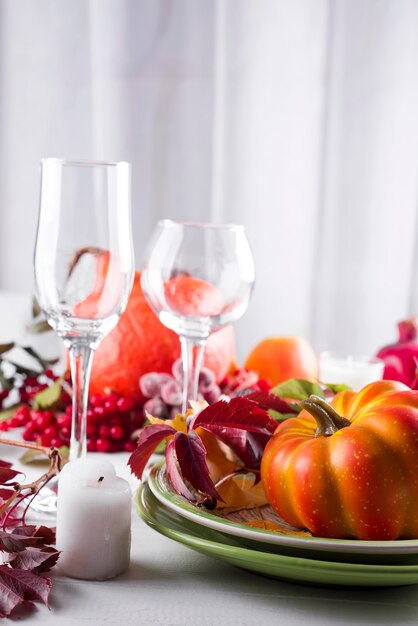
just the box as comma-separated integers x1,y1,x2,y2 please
353,409,418,538
329,423,407,540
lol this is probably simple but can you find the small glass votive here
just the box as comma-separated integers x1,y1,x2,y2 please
319,352,385,392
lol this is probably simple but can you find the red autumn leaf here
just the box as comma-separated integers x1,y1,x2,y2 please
200,426,269,469
0,488,15,503
0,565,52,617
0,525,55,553
33,525,56,546
0,531,39,553
8,547,60,574
128,424,176,479
172,431,220,501
0,466,21,484
244,390,298,414
189,397,277,436
165,440,197,501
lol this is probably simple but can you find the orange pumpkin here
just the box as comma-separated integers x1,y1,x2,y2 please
77,268,236,401
261,380,418,540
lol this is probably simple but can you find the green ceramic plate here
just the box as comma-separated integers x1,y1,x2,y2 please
136,483,418,587
148,461,418,564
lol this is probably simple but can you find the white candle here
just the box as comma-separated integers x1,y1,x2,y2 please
56,458,131,580
319,352,384,392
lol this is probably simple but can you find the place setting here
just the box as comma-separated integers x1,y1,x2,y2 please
0,157,417,619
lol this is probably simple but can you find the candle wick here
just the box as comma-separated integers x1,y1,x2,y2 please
98,476,104,483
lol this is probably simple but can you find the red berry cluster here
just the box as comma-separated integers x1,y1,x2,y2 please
0,373,144,453
85,392,142,452
17,369,67,404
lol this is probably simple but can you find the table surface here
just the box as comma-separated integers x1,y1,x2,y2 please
3,446,417,626
1,292,418,625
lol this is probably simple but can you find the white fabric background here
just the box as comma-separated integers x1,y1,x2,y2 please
0,0,417,362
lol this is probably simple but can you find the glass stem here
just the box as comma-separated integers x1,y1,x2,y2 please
180,336,207,414
68,342,95,462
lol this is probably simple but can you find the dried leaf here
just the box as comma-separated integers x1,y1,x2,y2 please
198,426,269,469
188,399,209,415
31,296,42,319
147,411,189,434
223,505,312,536
216,475,268,513
25,320,52,335
168,413,189,434
197,430,237,483
0,343,14,356
173,430,220,501
0,565,52,617
128,424,176,479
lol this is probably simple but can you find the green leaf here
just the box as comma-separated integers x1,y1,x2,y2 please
0,406,19,423
19,449,49,465
33,378,64,410
268,409,300,422
20,445,69,466
324,382,352,394
270,379,325,401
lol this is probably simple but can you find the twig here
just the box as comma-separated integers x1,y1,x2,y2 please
0,438,50,454
0,443,61,524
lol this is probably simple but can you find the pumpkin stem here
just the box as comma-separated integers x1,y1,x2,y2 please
300,395,351,437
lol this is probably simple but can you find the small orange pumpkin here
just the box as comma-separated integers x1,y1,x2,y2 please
261,380,418,540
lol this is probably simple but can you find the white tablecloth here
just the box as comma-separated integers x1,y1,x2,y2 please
0,444,414,626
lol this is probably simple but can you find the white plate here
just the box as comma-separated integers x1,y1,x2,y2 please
148,461,418,563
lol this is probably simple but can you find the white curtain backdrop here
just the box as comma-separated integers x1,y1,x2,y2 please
1,0,418,362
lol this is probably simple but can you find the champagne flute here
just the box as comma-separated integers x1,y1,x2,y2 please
141,220,255,413
34,158,134,462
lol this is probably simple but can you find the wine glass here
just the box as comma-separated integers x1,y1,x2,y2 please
34,158,134,463
141,220,255,413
